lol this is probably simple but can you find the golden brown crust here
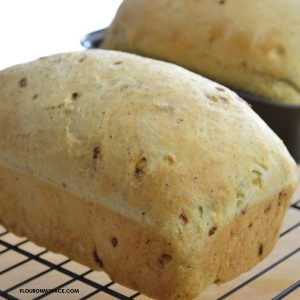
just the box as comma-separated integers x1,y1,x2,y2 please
0,166,294,299
0,50,299,299
102,0,300,104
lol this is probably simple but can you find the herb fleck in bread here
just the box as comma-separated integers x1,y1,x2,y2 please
102,0,300,104
0,50,298,299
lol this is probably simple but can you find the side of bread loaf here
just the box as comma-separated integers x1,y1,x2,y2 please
102,0,300,104
0,50,299,299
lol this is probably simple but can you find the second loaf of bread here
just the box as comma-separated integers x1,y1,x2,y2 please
102,0,300,104
0,50,299,299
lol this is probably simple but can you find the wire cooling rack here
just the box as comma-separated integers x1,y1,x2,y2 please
1,194,300,300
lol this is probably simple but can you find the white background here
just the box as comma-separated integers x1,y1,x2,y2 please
0,0,122,70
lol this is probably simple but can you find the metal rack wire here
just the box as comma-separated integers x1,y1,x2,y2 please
1,199,299,300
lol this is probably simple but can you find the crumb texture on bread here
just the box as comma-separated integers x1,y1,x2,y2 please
102,0,300,104
0,50,299,299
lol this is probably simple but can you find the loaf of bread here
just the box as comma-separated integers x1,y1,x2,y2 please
0,50,299,300
102,0,300,104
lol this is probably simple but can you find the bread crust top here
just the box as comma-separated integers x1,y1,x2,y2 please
102,0,300,104
0,50,298,241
